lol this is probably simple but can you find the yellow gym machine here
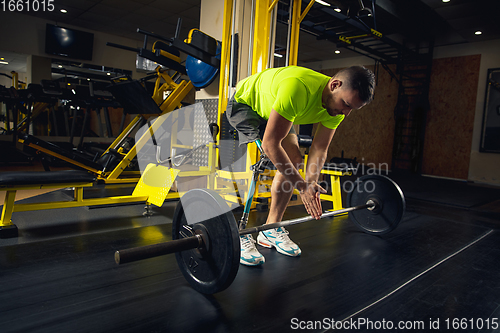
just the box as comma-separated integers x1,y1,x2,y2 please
212,0,351,211
1,0,351,238
17,66,193,184
1,24,219,237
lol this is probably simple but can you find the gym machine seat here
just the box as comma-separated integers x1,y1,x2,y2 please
0,170,97,238
106,77,163,115
184,29,221,89
18,133,123,174
0,170,96,186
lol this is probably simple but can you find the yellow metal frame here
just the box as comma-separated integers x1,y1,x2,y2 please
11,71,19,90
215,0,347,211
18,138,105,176
341,29,383,43
251,0,276,73
19,67,193,183
1,37,210,228
2,0,351,231
106,77,194,181
216,0,235,163
289,0,315,66
0,161,215,227
239,0,281,207
2,13,228,230
1,182,88,227
16,102,50,133
216,0,316,209
152,42,182,64
319,169,353,211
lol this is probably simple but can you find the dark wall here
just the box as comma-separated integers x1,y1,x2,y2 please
318,54,481,179
319,64,398,171
423,54,481,179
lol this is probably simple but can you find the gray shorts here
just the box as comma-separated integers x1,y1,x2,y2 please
226,95,296,146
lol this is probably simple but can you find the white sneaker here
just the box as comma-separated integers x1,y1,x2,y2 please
240,234,265,266
257,227,301,257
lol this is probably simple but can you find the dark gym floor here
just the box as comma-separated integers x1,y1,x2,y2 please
1,173,500,333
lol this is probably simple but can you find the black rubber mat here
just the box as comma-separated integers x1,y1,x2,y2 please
0,190,174,243
356,231,500,332
386,174,500,208
1,196,498,333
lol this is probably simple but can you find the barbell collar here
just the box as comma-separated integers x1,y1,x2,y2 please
115,234,202,265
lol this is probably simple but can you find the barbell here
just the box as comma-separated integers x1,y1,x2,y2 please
115,174,405,294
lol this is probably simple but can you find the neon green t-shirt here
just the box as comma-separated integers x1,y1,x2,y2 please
234,66,344,129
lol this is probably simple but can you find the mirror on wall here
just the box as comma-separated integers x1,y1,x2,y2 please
480,68,500,153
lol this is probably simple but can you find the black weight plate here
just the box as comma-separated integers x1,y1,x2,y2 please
172,189,240,294
346,175,405,235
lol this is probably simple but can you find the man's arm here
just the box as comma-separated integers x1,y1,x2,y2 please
262,109,305,189
305,124,336,183
262,109,326,219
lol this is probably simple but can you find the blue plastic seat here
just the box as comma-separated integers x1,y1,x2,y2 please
185,43,221,89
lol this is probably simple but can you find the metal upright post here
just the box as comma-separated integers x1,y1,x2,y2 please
216,0,235,168
288,0,315,66
285,0,293,67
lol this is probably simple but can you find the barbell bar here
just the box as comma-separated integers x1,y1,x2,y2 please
238,201,375,236
114,174,406,294
115,201,374,265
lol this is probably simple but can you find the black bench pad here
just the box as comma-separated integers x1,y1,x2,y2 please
0,170,96,186
19,133,105,171
322,163,358,173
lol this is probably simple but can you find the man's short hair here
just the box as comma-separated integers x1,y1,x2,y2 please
334,66,375,104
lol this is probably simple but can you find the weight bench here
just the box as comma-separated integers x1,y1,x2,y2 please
297,134,357,211
0,170,152,238
320,163,357,210
0,170,96,238
0,170,149,238
18,132,130,180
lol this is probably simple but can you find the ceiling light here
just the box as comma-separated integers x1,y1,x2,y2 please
274,53,283,58
335,50,341,54
0,61,8,65
442,0,450,2
60,9,67,13
475,31,482,35
357,0,372,17
315,0,331,7
334,7,341,12
358,7,372,17
107,72,111,75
